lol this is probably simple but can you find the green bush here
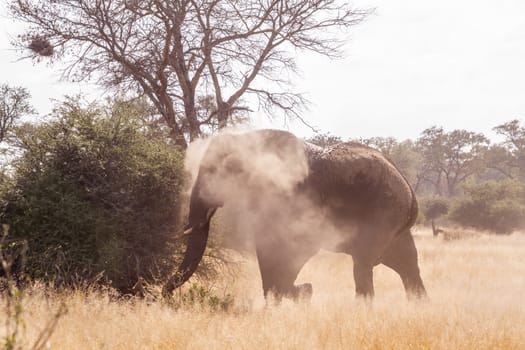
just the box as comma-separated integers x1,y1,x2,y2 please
420,197,450,222
449,180,525,234
1,99,185,293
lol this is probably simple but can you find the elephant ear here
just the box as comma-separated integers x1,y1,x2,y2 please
183,223,194,235
223,155,244,175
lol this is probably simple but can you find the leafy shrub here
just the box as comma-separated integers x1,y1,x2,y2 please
420,197,450,222
449,180,525,234
1,99,185,293
1,224,67,350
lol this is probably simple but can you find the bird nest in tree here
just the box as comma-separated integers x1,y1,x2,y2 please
28,36,54,57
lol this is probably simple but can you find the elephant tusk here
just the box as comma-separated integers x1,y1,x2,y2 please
182,208,217,237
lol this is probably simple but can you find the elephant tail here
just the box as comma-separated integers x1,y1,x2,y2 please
383,154,419,235
406,185,419,231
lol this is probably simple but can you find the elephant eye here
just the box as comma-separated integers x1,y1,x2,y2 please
205,165,217,174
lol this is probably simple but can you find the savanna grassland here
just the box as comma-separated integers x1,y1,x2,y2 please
2,228,525,350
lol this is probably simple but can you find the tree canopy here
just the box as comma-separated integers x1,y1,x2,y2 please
0,83,34,143
415,126,488,196
489,120,525,180
10,0,368,147
2,99,185,292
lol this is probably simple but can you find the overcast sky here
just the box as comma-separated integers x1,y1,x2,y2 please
1,0,525,141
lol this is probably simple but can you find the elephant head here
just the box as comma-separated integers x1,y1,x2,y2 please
162,130,308,296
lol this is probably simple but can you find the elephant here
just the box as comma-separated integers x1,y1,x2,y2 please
163,129,426,300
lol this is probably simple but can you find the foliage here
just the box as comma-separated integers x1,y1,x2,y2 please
0,173,13,215
489,119,525,180
361,136,398,154
483,145,516,181
449,180,525,234
416,126,489,196
1,228,25,350
1,99,185,292
0,84,34,144
420,197,449,221
306,133,342,148
1,226,67,350
10,0,368,147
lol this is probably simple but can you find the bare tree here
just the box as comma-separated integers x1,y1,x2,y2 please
9,0,368,148
0,84,34,143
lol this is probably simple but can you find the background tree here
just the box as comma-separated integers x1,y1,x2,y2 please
306,132,342,148
489,119,525,180
483,144,516,181
416,127,488,196
441,129,489,195
10,0,368,148
415,127,446,195
0,83,34,143
360,136,398,155
1,99,185,293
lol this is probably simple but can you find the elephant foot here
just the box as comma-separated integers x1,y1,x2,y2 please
293,283,313,301
404,276,427,300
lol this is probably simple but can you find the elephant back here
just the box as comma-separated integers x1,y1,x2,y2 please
305,141,416,229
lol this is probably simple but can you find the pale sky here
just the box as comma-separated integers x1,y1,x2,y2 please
1,0,525,141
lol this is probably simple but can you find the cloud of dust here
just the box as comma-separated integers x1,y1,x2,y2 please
184,136,211,191
184,128,350,257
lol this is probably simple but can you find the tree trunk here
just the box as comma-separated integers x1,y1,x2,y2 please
217,102,229,129
184,94,201,141
431,219,439,237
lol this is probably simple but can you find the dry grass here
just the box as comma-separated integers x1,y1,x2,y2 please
2,228,525,349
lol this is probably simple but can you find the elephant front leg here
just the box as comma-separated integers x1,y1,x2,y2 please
255,236,315,302
353,260,375,299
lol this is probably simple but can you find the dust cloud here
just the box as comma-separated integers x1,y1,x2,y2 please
184,129,349,255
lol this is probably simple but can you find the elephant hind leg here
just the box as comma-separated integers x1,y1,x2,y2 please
345,226,387,299
380,230,427,299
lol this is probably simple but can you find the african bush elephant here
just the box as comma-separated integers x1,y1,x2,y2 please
163,129,426,300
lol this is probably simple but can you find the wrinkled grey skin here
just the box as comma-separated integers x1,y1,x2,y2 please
163,130,426,300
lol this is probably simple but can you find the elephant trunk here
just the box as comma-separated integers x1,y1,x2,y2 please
163,223,210,296
163,185,218,297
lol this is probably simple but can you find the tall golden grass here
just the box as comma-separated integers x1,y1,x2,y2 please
2,228,524,349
